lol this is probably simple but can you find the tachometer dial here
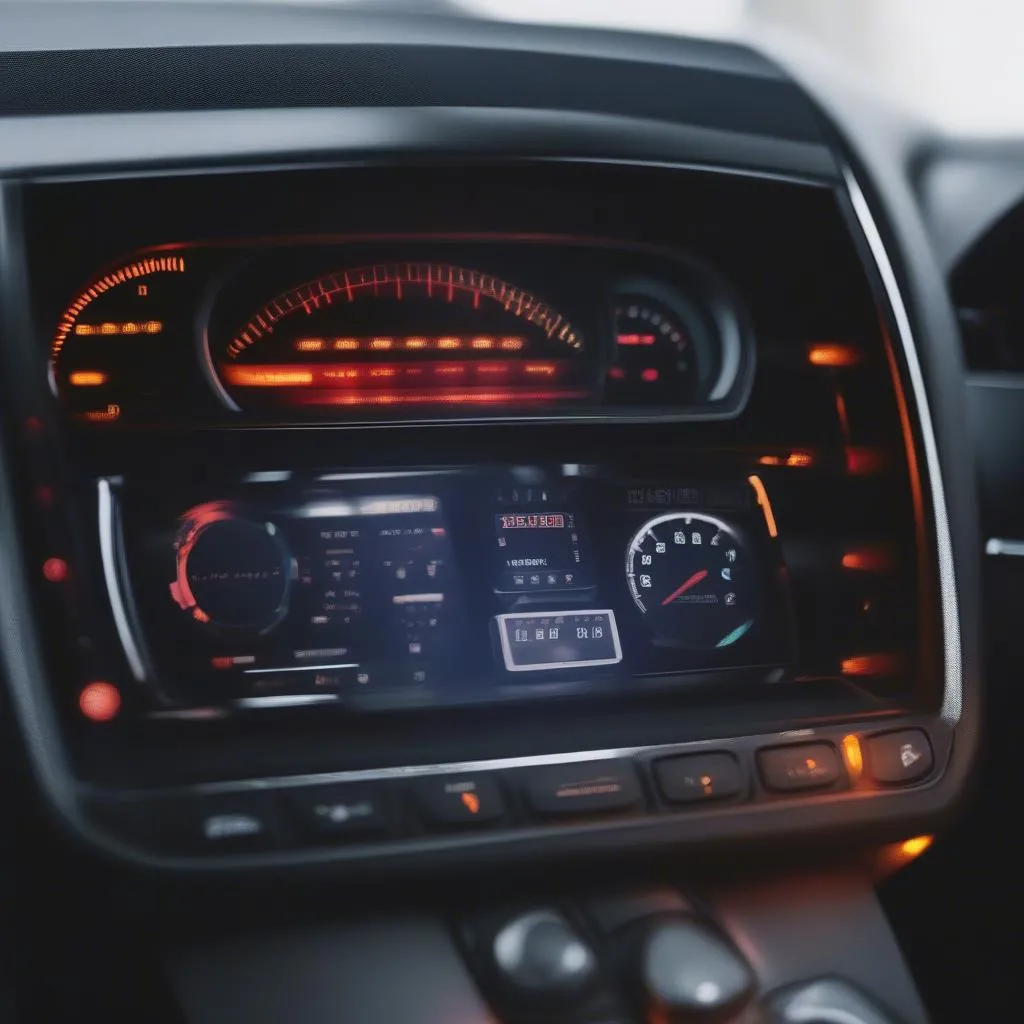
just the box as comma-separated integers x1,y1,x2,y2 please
49,255,191,423
606,278,744,407
208,263,588,414
625,512,756,649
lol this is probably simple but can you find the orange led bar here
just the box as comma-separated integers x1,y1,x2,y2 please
294,336,528,353
808,343,862,367
759,451,814,468
842,734,864,781
68,371,109,387
221,361,566,388
74,320,162,337
841,653,902,676
841,548,891,571
296,387,589,407
747,474,778,538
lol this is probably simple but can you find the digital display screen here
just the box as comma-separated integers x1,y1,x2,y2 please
497,610,622,672
118,467,792,714
495,510,587,592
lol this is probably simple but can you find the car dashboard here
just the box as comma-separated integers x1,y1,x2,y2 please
0,4,985,1024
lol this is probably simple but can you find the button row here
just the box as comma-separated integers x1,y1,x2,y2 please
118,727,936,856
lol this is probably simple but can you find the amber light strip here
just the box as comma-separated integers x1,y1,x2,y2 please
808,342,862,367
293,336,527,353
222,361,567,388
68,371,109,387
295,387,589,407
74,320,162,336
747,474,778,538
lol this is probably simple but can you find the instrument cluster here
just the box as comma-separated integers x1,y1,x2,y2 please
49,239,754,426
113,467,792,714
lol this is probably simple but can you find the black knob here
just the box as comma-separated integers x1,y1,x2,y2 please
767,978,904,1023
641,918,754,1021
492,909,599,1000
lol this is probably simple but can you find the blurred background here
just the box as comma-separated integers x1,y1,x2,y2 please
467,0,1024,136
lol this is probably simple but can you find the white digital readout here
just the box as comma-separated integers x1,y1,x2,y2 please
496,609,623,673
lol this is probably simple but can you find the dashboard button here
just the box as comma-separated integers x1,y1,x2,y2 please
865,729,934,785
654,753,744,804
285,784,395,840
524,760,642,817
159,793,281,853
757,743,842,793
414,774,506,827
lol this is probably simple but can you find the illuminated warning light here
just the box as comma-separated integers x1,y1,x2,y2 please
846,447,886,475
369,367,397,378
471,337,495,350
295,338,325,352
747,474,778,538
369,337,394,350
524,363,557,376
193,607,211,624
405,338,428,349
617,333,656,346
499,337,525,351
68,371,109,387
437,337,461,350
79,681,121,722
42,557,69,582
431,527,447,537
435,365,466,376
460,791,481,815
640,368,660,382
808,343,861,367
899,835,934,858
211,656,234,670
841,653,901,676
477,364,510,375
80,404,121,423
75,320,162,336
608,367,625,380
842,548,891,571
334,338,359,351
842,734,864,781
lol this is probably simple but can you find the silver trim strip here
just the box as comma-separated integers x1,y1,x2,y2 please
243,662,359,675
843,168,963,725
985,538,1024,557
235,694,339,709
98,478,148,683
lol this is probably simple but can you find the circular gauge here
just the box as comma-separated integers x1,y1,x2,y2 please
625,512,756,649
606,277,745,407
169,502,293,635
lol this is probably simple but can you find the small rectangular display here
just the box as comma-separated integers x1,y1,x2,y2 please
496,610,622,672
495,511,587,592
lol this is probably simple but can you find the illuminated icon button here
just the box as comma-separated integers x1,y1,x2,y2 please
865,729,934,785
546,573,559,586
655,753,744,805
529,574,542,586
287,784,394,840
414,775,506,828
757,743,843,793
564,574,574,585
513,575,526,587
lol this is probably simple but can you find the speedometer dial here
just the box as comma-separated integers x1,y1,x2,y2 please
208,262,588,414
625,512,756,649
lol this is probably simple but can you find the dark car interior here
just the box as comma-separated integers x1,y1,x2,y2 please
0,3,1018,1022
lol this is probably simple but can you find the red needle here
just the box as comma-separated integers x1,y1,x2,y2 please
661,569,708,606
